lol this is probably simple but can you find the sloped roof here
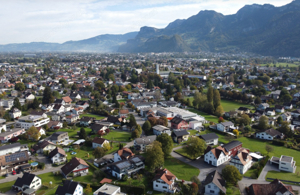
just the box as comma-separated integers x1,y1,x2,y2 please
48,147,66,159
62,96,72,103
170,117,185,124
203,170,226,194
92,137,107,145
61,157,88,176
55,180,81,195
249,179,294,195
153,168,176,185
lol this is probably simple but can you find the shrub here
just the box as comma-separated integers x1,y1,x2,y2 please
272,140,284,146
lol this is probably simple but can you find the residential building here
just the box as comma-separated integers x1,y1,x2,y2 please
281,112,292,122
12,173,42,194
189,121,202,130
9,108,22,119
92,137,109,149
0,128,25,143
152,125,171,136
170,116,188,130
171,130,189,143
204,145,229,166
199,133,219,145
256,129,284,140
237,107,250,114
119,109,129,118
61,157,89,178
32,140,56,154
108,156,144,179
216,121,235,132
66,114,79,124
113,148,135,163
153,168,177,194
93,184,126,195
270,155,296,173
47,132,69,144
0,151,29,176
134,135,157,151
248,179,294,195
79,116,94,126
91,124,107,134
230,148,252,174
203,170,226,195
0,142,28,156
16,114,50,130
55,180,83,195
49,147,66,164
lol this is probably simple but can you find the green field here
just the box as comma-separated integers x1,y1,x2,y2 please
103,130,131,142
80,114,105,120
117,99,127,103
266,168,300,183
220,100,254,112
164,157,200,180
0,181,15,193
188,108,219,123
188,130,199,135
175,147,195,160
260,62,300,68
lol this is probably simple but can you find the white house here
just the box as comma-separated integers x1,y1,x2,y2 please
216,121,235,132
55,180,83,195
0,142,28,156
113,148,135,163
32,140,56,154
16,114,50,130
204,146,230,166
189,121,202,130
12,173,42,193
270,155,296,173
92,137,109,149
0,119,6,132
152,125,172,136
203,170,226,195
9,108,22,119
61,157,89,177
199,133,219,145
153,169,177,194
281,112,292,122
49,147,66,164
134,135,157,151
256,129,284,141
93,184,126,195
230,148,252,174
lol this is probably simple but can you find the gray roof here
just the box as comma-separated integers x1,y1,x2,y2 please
200,133,219,141
0,143,22,151
0,128,24,137
220,121,234,127
204,170,226,193
135,135,157,145
281,155,293,163
152,125,169,132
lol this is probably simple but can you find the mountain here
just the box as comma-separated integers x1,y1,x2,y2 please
119,0,300,56
0,32,138,53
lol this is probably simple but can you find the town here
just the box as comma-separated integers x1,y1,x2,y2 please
0,52,299,195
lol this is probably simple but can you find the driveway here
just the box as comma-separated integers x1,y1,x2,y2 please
171,146,229,181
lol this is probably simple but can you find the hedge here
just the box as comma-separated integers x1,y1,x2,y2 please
257,156,270,177
118,183,145,194
272,140,284,146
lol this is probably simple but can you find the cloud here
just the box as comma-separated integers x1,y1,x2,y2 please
0,0,292,44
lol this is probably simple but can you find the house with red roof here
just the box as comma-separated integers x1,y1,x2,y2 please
153,168,177,194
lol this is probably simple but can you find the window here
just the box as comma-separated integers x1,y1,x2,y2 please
210,190,214,193
156,185,158,187
163,186,167,189
208,185,211,188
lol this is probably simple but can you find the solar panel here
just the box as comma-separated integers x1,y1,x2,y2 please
116,161,131,169
5,152,26,163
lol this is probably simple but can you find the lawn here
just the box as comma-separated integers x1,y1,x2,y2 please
49,127,92,139
188,130,199,135
66,146,94,161
260,62,300,68
243,168,257,178
117,99,127,103
164,157,200,180
220,100,254,112
226,185,241,195
266,168,300,183
103,130,131,142
80,114,105,120
0,181,15,193
188,108,219,123
174,147,195,160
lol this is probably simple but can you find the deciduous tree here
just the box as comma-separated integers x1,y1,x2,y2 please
213,89,221,110
27,126,41,141
222,165,242,184
258,116,269,130
93,147,105,158
145,141,164,172
142,121,152,135
184,137,206,159
156,133,173,158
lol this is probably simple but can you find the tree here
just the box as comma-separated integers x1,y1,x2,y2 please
277,116,283,124
93,147,105,158
156,133,173,158
281,94,292,103
278,121,293,138
128,114,137,128
238,114,251,126
148,117,157,127
63,122,68,128
254,97,262,104
95,80,105,90
184,137,206,159
13,97,22,110
174,92,182,101
131,129,140,139
159,116,168,127
258,116,269,130
147,80,154,89
213,89,221,110
215,105,224,117
145,141,164,171
79,127,87,139
232,129,239,136
32,97,39,109
191,182,199,195
27,126,41,141
103,142,111,151
265,144,274,155
207,86,213,103
190,175,201,185
136,125,143,136
218,117,225,123
222,165,242,184
42,87,54,104
15,82,25,91
142,121,152,135
71,83,78,91
85,184,93,194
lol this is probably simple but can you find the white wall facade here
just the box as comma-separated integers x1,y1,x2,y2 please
205,182,221,195
153,179,175,194
256,132,273,140
204,151,229,166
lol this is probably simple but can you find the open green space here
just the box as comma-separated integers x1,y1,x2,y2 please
0,181,15,193
188,130,199,135
243,168,257,178
117,99,127,103
175,147,195,160
220,100,254,112
103,130,131,142
188,108,219,123
226,185,241,195
266,168,300,183
80,114,105,120
164,157,200,180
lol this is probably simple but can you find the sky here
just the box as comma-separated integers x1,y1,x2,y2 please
0,0,292,44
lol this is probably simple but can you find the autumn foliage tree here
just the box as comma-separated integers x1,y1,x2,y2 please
218,117,225,123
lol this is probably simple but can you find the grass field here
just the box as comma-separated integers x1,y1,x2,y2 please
164,157,200,180
260,62,300,68
0,181,15,193
188,108,219,123
103,130,131,142
80,114,105,120
266,168,300,183
220,100,254,112
117,99,127,103
188,130,199,135
226,185,241,195
175,147,195,160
